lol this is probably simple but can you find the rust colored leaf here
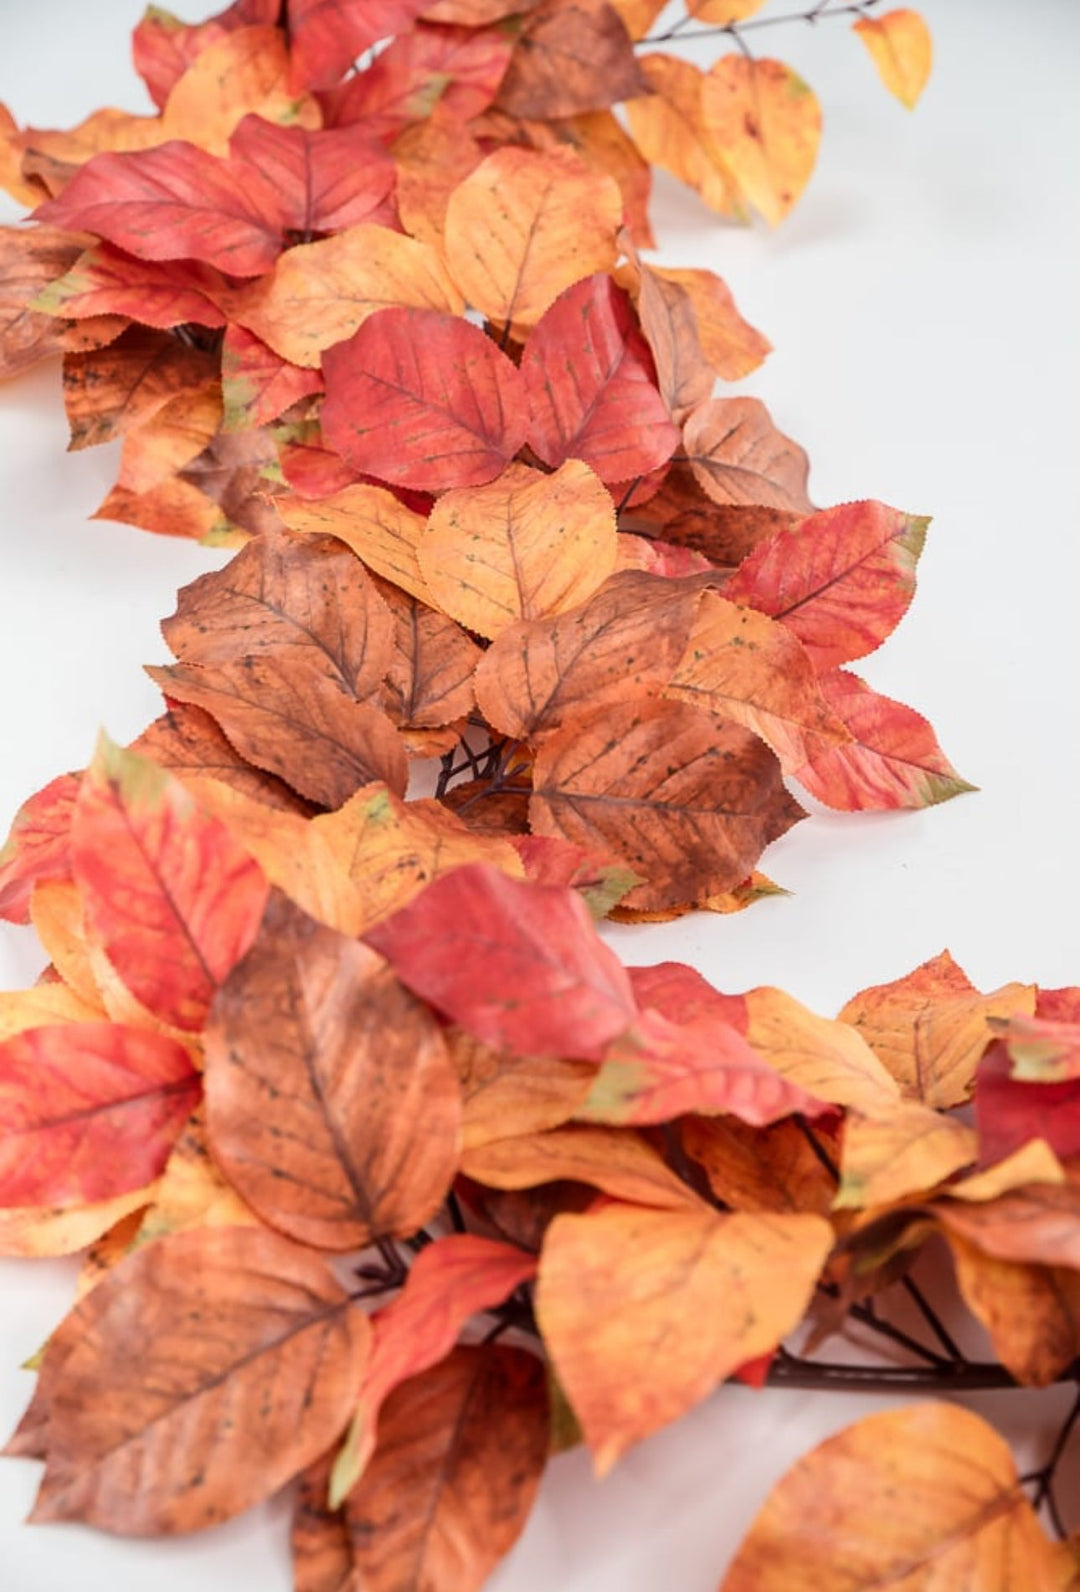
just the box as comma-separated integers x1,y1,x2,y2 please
454,1029,595,1149
221,324,322,430
321,307,529,492
420,460,618,639
652,265,770,380
836,1100,976,1209
61,325,215,451
162,25,320,154
393,114,485,249
0,771,79,924
329,1233,537,1497
205,892,459,1250
0,1022,198,1207
230,223,465,367
578,1005,826,1127
522,273,678,481
278,482,432,604
147,658,409,810
497,0,646,118
70,736,268,1032
376,579,481,731
934,1182,1080,1271
35,244,229,330
682,396,812,522
626,54,745,219
530,697,804,911
719,1402,1062,1591
627,259,715,424
29,1226,370,1534
839,951,1036,1110
287,0,430,91
537,1202,832,1471
947,1232,1080,1388
365,863,638,1061
326,1346,548,1592
665,591,850,774
116,387,223,495
682,1115,839,1215
725,500,929,670
700,57,822,226
326,21,514,134
444,146,622,330
794,667,976,811
474,569,708,740
0,226,126,378
130,701,313,814
743,987,901,1112
462,1124,703,1211
854,9,933,110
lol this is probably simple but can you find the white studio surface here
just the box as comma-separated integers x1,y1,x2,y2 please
1,2,1079,1588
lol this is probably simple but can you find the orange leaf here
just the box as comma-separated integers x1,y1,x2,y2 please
28,1226,370,1534
0,1186,157,1260
419,459,617,639
62,325,216,451
947,1233,1080,1388
162,24,320,154
934,1182,1080,1271
626,54,745,219
70,736,268,1032
530,697,803,910
444,146,622,330
720,1403,1062,1591
853,9,933,110
205,892,460,1250
682,396,812,521
461,1123,704,1211
743,986,901,1113
130,701,312,814
835,1100,976,1209
536,1201,831,1471
454,1028,595,1149
683,1114,839,1215
652,265,770,379
700,57,822,226
277,482,433,604
0,226,127,380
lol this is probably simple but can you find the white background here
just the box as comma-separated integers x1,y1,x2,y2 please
1,1,1079,1586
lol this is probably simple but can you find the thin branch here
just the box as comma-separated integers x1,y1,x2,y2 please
639,0,884,47
899,1275,965,1363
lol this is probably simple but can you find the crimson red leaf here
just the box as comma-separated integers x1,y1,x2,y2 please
70,736,268,1031
287,0,430,91
0,771,79,924
34,244,229,330
228,115,395,234
522,273,679,482
975,1042,1080,1165
322,22,515,136
321,306,530,490
628,961,749,1033
364,863,638,1060
33,142,288,277
221,324,322,430
0,1022,199,1206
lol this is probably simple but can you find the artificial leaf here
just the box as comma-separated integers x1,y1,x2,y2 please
536,1201,832,1471
0,771,79,924
742,987,901,1112
115,386,223,493
651,265,770,379
0,226,126,379
70,735,268,1031
665,590,851,774
376,578,481,731
62,325,215,450
146,657,409,809
28,1225,370,1533
934,1182,1080,1272
835,1100,976,1209
530,697,803,910
443,146,622,330
221,324,322,430
854,9,933,110
473,569,708,741
725,500,929,671
278,482,432,603
453,1029,595,1149
577,1005,827,1127
0,1186,157,1261
681,396,812,524
719,1402,1063,1591
161,24,320,153
228,114,396,234
947,1232,1080,1387
419,459,618,639
838,950,1036,1109
136,1105,257,1243
0,1022,198,1206
329,1233,538,1497
365,863,638,1061
231,223,465,367
324,1346,548,1592
29,881,101,1011
130,700,312,813
393,113,485,248
682,1114,839,1215
521,272,678,481
321,306,530,491
686,0,766,19
131,3,280,110
975,1043,1080,1166
0,983,101,1042
34,244,230,330
625,54,745,219
700,57,822,227
286,0,431,92
496,0,646,119
325,20,514,134
461,1124,704,1211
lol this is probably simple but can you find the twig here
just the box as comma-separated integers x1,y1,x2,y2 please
639,0,884,47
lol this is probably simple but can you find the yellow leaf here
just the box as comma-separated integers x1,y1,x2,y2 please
277,484,433,604
0,1184,158,1258
836,1100,975,1210
743,987,900,1112
626,54,746,219
854,10,933,110
700,57,822,226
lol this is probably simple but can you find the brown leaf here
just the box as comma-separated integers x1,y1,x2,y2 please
682,1115,839,1215
536,1201,832,1471
682,396,812,523
497,0,646,118
530,696,804,910
375,579,482,733
419,460,617,639
839,951,1036,1109
0,225,124,379
720,1402,1063,1590
130,701,313,814
29,1226,370,1534
61,325,215,451
205,893,459,1250
627,259,715,424
947,1232,1080,1387
462,1123,704,1210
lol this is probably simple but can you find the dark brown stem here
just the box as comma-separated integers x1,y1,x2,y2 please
639,0,883,47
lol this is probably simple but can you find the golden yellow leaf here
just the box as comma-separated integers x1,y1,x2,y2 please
462,1125,705,1212
854,10,933,110
743,987,900,1112
626,54,745,219
700,57,822,226
162,26,321,156
0,1184,158,1259
276,484,433,604
0,983,103,1041
835,1100,975,1210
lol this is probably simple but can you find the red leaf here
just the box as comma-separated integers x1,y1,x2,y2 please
975,1042,1080,1165
0,771,79,924
0,1022,199,1206
364,863,638,1060
628,961,750,1032
321,306,530,490
33,142,288,277
287,0,430,91
793,668,974,811
228,114,395,234
70,736,268,1031
132,1,279,109
724,500,929,669
522,273,679,482
330,1233,537,1495
34,244,229,330
221,324,323,429
322,22,515,136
